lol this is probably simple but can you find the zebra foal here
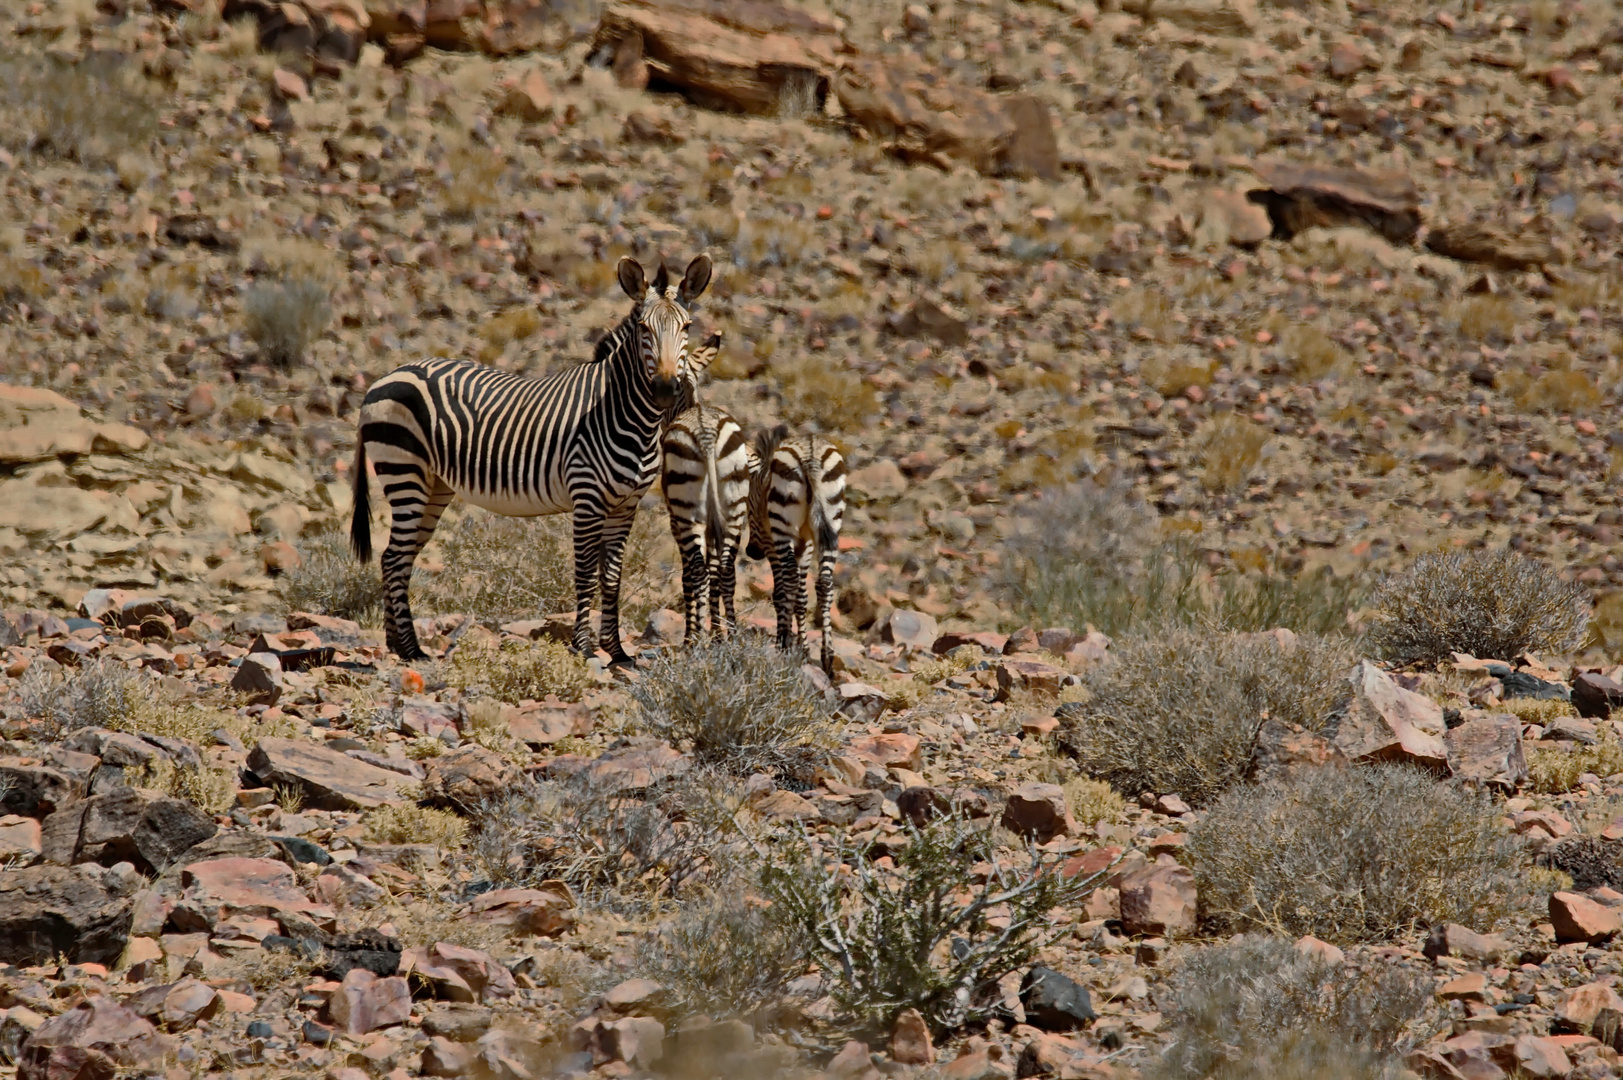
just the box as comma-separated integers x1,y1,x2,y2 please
660,334,752,645
745,425,847,676
350,254,713,663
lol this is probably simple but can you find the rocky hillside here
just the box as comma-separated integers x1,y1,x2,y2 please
5,0,1623,1077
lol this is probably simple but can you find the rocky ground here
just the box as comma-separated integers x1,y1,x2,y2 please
7,0,1623,1077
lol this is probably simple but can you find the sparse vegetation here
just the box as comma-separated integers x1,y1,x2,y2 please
1057,627,1354,805
1527,734,1623,793
17,659,137,738
279,528,387,625
629,638,830,781
448,638,591,704
635,887,806,1023
364,804,468,847
1196,414,1272,494
763,813,1106,1036
2,52,161,165
775,355,879,433
1189,764,1526,942
1147,935,1435,1080
1366,550,1591,665
242,277,332,368
1063,777,1127,828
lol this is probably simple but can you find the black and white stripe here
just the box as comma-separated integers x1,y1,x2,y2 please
350,255,713,662
660,334,750,644
745,425,847,675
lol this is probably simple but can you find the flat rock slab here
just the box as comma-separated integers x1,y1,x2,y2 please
18,996,171,1080
41,788,217,876
1246,160,1421,243
1426,221,1559,270
174,856,334,935
247,737,411,810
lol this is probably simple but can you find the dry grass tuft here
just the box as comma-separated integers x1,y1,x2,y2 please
629,638,831,781
17,659,137,739
363,804,468,847
1456,295,1521,343
1189,764,1526,942
1113,287,1176,342
242,277,331,368
775,356,879,433
443,142,503,217
447,638,591,704
1,52,160,165
1063,777,1126,828
886,652,976,711
1277,323,1351,380
1366,550,1590,665
218,941,321,994
1196,415,1271,494
1146,935,1435,1080
279,528,386,625
1527,734,1623,793
634,887,806,1023
1057,627,1354,806
1517,368,1602,414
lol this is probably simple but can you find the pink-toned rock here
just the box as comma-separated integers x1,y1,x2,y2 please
272,67,308,101
599,1016,665,1070
173,856,333,936
0,814,42,861
883,609,939,650
827,1038,881,1080
247,737,410,810
422,1035,475,1078
1001,782,1076,843
1249,719,1345,782
1329,661,1450,772
1512,810,1573,840
849,732,923,771
504,700,592,747
1440,972,1490,1002
158,979,220,1031
402,942,517,1004
1118,863,1197,937
467,884,576,937
18,996,171,1080
494,68,552,122
1551,892,1621,944
1445,715,1528,790
1514,1035,1571,1078
327,969,412,1036
891,1007,933,1065
1201,189,1273,246
1556,982,1623,1034
1294,935,1345,965
996,658,1069,698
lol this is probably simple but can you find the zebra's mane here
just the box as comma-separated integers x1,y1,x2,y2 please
590,305,641,366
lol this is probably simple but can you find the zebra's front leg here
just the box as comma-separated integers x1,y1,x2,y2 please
815,545,836,677
570,501,606,658
597,506,639,665
770,537,799,656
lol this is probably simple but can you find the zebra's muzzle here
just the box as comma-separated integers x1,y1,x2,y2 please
650,375,680,407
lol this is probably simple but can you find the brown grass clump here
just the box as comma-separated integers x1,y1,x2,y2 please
1456,295,1522,343
442,143,503,217
2,52,160,165
280,527,386,625
219,941,321,994
242,277,332,368
1146,935,1435,1080
363,804,468,848
775,356,879,433
1189,764,1526,942
1057,627,1354,806
1142,352,1215,397
1113,286,1176,342
1365,550,1590,665
1517,368,1602,415
634,888,806,1023
1063,777,1126,828
1196,415,1271,494
447,638,591,704
1277,323,1351,380
629,638,831,782
1526,734,1623,794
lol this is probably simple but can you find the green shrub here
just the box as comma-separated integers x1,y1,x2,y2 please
763,813,1107,1036
629,638,830,781
1366,550,1590,665
1189,764,1525,942
1147,935,1434,1080
1057,628,1354,806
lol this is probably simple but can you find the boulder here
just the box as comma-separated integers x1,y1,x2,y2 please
403,942,518,1004
1118,863,1197,937
890,1007,932,1064
0,761,86,818
1327,661,1450,773
883,609,939,650
468,884,576,937
17,997,169,1080
247,737,410,810
327,969,412,1036
0,385,97,464
0,814,43,862
1551,891,1620,944
995,658,1069,698
1555,982,1623,1034
598,1016,665,1070
1000,782,1076,843
1572,673,1623,719
504,700,592,747
1444,714,1528,790
1426,221,1559,271
171,856,333,935
422,745,518,809
1248,719,1345,783
1245,160,1421,243
230,652,284,705
40,788,217,875
1020,967,1095,1031
0,866,135,967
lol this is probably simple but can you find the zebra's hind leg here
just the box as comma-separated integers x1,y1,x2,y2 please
596,506,639,665
770,537,799,656
379,475,454,660
569,500,606,659
715,538,739,639
674,519,711,647
794,541,814,660
815,543,836,677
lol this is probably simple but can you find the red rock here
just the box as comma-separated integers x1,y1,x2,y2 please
1513,810,1573,840
1329,661,1449,772
1118,863,1196,937
1440,972,1490,1002
467,885,575,937
327,969,412,1036
1514,1035,1571,1077
1551,892,1620,944
891,1007,932,1065
599,1016,664,1070
18,997,171,1080
1293,935,1344,964
1001,782,1076,843
1328,40,1376,78
849,732,923,771
402,942,516,1003
422,1035,474,1077
1555,982,1623,1034
272,68,308,101
1061,845,1123,881
504,700,592,747
827,1039,880,1080
996,658,1069,698
173,857,332,933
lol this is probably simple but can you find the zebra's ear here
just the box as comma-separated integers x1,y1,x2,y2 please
688,332,722,376
680,254,713,301
650,261,671,296
617,257,645,299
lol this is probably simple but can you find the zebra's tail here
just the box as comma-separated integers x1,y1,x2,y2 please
350,440,373,564
802,444,838,554
702,420,726,559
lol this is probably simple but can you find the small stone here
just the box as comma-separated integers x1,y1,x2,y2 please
890,1007,933,1064
849,732,922,771
272,67,308,101
494,68,552,122
1442,923,1510,962
327,969,412,1036
1328,40,1375,78
1020,966,1095,1032
902,3,930,33
1155,794,1191,816
1001,782,1076,843
230,653,284,706
835,683,890,724
599,1016,664,1070
1551,891,1621,944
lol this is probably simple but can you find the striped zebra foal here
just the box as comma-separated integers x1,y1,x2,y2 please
660,333,751,644
349,254,713,663
745,425,847,676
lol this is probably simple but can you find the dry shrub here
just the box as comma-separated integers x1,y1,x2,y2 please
1142,351,1214,397
1147,935,1435,1080
634,887,806,1023
17,659,137,739
886,651,976,711
1113,287,1176,342
243,277,331,368
1456,295,1521,343
1,52,160,165
443,143,503,217
279,528,386,625
1537,833,1623,891
1058,627,1354,806
775,356,879,433
1002,483,1361,637
448,639,590,704
1189,764,1526,942
364,804,467,847
629,638,831,781
219,941,321,994
1499,696,1576,725
468,770,749,913
1063,777,1125,827
1518,368,1601,414
763,814,1106,1036
1366,550,1590,665
1277,323,1350,380
1196,414,1271,493
1527,734,1623,793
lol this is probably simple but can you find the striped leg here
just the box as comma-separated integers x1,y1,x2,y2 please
815,544,836,676
570,500,605,658
714,535,739,639
379,475,454,661
597,506,637,665
673,513,711,645
770,537,799,656
794,542,813,658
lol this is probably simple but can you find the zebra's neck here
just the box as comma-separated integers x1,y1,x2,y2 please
596,306,673,427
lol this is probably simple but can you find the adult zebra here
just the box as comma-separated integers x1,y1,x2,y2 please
350,254,712,663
